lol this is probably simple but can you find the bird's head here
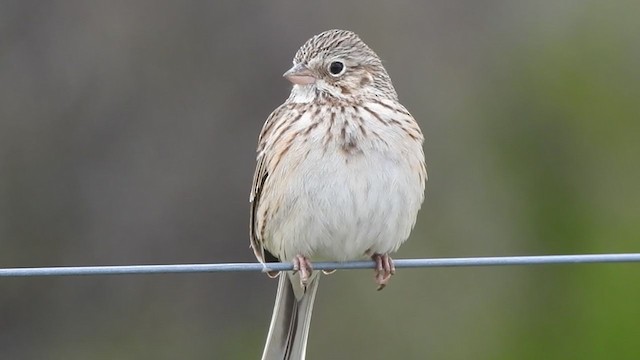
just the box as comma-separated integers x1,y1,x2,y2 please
284,29,398,103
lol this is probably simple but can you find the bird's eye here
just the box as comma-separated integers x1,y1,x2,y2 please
328,61,345,76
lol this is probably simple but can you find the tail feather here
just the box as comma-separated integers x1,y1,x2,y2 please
261,272,320,360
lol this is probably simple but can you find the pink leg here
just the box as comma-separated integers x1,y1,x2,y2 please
292,255,313,287
372,253,396,290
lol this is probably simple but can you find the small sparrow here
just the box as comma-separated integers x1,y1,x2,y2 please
250,29,426,360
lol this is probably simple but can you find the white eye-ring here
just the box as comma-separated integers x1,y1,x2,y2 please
328,61,346,76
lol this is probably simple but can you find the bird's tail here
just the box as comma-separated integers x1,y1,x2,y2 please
261,271,320,360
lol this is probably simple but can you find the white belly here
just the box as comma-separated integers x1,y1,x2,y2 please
262,141,423,262
256,98,426,262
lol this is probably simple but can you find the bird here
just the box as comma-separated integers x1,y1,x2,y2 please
249,29,426,360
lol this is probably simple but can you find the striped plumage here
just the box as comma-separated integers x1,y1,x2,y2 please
250,29,426,360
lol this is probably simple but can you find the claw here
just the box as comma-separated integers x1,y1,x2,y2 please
372,253,395,290
292,255,313,288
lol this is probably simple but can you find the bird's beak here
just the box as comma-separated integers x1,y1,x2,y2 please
283,63,316,85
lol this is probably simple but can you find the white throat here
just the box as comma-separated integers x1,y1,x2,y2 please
287,81,348,104
287,84,318,104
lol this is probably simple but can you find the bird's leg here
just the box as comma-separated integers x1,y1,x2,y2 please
292,255,313,287
372,253,396,290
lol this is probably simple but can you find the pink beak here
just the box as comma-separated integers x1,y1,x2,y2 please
283,63,316,85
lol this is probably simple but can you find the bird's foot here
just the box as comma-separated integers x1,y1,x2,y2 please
292,255,313,288
372,253,395,291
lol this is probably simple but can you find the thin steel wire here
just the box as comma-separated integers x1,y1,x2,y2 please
1,253,639,277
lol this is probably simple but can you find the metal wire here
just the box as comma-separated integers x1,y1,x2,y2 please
1,253,639,277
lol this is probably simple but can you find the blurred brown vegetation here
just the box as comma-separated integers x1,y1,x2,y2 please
1,1,639,359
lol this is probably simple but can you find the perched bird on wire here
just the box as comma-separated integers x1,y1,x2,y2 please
250,29,427,360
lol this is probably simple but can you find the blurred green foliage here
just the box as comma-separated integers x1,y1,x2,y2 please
482,3,640,358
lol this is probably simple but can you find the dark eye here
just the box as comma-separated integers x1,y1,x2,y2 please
328,61,345,76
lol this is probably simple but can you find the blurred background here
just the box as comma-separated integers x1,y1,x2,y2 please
1,0,639,359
